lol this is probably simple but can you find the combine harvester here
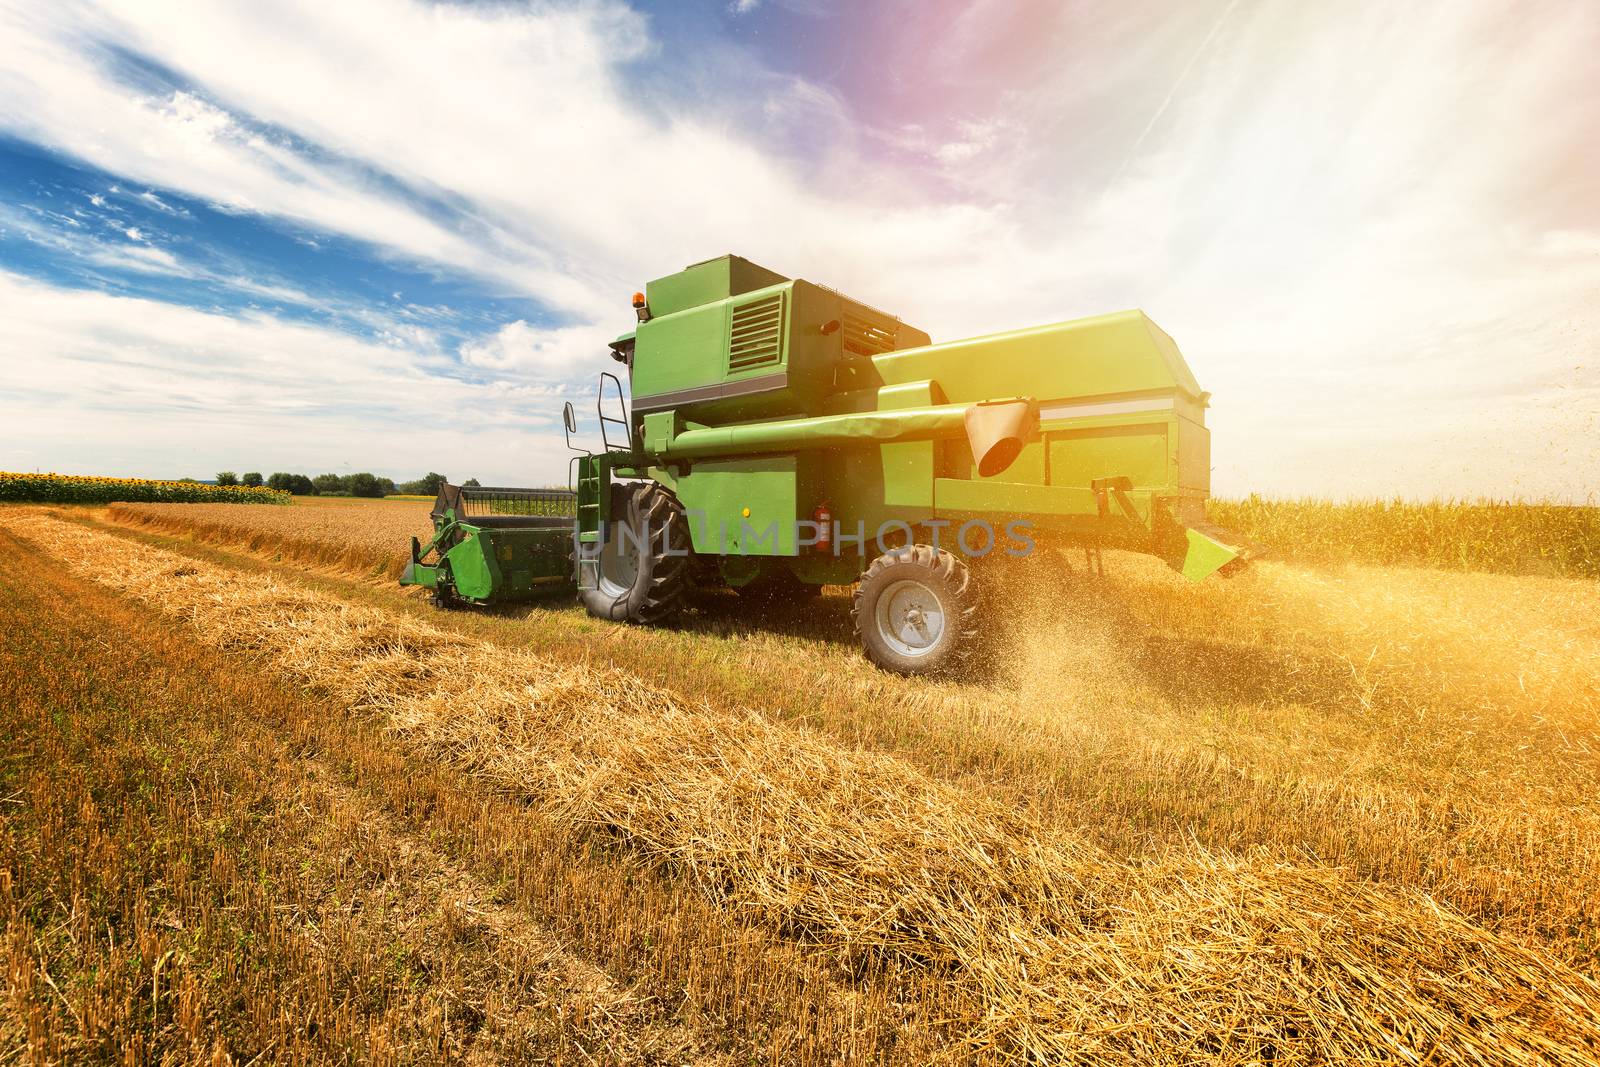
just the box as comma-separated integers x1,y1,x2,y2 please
402,255,1245,674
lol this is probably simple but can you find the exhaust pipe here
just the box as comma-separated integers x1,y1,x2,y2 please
963,398,1037,478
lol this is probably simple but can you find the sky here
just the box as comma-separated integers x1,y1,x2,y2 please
0,0,1595,500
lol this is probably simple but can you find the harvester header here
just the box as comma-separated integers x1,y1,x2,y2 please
401,254,1247,674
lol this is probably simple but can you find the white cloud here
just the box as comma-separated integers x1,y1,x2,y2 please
0,203,397,327
99,243,182,273
0,0,1020,328
2,202,186,277
884,118,1013,169
135,189,185,216
0,0,1594,499
0,5,656,320
0,270,568,483
459,320,614,377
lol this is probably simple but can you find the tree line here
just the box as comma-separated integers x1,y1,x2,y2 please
213,471,477,497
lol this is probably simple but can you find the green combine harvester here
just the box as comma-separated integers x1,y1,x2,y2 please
401,254,1245,674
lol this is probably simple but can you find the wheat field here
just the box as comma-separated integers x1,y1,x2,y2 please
3,499,1598,1064
1209,495,1600,578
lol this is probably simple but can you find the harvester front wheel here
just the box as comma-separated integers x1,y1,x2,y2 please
579,482,691,625
853,545,977,675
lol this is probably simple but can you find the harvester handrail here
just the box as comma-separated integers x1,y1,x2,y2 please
597,371,631,453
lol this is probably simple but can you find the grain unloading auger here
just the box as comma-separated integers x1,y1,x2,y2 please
401,254,1248,674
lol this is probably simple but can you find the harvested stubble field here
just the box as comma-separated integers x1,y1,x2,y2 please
4,500,1599,1064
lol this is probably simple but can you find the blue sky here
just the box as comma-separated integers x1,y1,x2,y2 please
0,0,1595,498
1,137,541,339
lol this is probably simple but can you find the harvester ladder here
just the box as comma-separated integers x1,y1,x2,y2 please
575,454,605,547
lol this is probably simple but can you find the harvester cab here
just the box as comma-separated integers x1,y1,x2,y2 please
400,254,1248,674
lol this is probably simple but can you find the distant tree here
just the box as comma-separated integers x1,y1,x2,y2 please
240,471,264,487
462,477,481,488
378,476,397,496
346,472,384,498
399,472,448,495
264,472,318,495
312,473,346,495
215,471,238,486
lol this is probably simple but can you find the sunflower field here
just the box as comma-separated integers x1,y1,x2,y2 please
0,471,290,505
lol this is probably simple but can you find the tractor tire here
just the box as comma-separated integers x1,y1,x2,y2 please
853,544,977,675
579,482,691,625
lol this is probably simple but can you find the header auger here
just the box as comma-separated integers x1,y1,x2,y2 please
401,254,1248,675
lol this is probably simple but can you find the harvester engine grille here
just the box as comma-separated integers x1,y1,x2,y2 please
727,293,785,373
841,311,898,357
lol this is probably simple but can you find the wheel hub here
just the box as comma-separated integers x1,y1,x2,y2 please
876,578,946,658
596,525,642,597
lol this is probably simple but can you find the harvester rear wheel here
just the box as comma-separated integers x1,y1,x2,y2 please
853,544,977,675
579,482,691,625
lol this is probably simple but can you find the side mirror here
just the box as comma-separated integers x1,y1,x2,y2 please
563,400,581,453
